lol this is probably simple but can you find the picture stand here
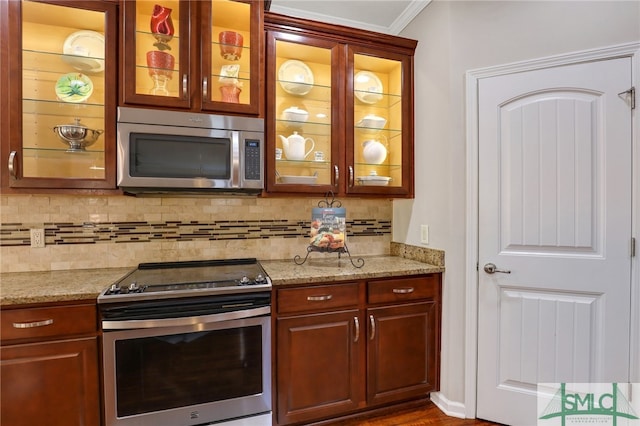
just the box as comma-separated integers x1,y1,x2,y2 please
293,192,365,268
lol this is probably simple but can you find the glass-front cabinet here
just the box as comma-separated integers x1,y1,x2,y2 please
266,32,342,193
121,0,262,115
347,46,413,196
1,0,117,190
265,15,416,197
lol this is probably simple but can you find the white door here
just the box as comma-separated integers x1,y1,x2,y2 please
477,57,633,425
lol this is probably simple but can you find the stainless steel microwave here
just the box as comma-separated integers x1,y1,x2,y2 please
117,107,264,195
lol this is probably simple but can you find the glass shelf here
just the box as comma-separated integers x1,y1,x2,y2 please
23,146,105,156
23,49,105,75
276,159,330,168
276,83,332,102
22,98,105,118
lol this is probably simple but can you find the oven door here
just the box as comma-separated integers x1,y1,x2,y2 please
102,309,271,426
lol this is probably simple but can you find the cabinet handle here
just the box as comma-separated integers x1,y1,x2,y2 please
202,76,208,99
334,165,339,187
353,316,359,343
182,74,188,99
369,314,376,340
306,294,332,301
349,166,354,187
8,151,17,178
13,319,54,329
392,287,415,294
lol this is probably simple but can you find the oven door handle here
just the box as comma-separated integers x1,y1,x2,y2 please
101,305,270,330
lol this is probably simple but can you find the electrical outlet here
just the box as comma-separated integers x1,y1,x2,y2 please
420,225,429,244
30,228,45,248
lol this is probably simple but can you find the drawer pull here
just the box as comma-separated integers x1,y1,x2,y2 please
393,287,415,294
307,294,332,301
353,316,359,343
369,314,376,340
13,319,54,329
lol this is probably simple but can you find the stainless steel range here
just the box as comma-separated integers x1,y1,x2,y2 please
98,258,272,426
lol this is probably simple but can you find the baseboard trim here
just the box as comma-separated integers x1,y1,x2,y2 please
430,392,467,419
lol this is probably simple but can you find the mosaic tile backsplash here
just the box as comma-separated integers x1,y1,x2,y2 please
0,195,393,273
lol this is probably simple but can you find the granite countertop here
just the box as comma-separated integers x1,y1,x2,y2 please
0,247,444,306
0,268,132,306
261,255,443,286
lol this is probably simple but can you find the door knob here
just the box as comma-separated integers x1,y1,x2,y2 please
483,263,511,274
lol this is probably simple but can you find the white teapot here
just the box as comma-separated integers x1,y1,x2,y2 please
279,131,315,161
362,137,387,164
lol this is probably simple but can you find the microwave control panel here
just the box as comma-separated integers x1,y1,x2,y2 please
244,139,262,181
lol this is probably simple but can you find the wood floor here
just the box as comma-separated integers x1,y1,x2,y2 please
327,401,500,426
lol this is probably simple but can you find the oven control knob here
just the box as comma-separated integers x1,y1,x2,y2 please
255,274,266,284
128,282,140,292
240,276,251,285
109,284,121,294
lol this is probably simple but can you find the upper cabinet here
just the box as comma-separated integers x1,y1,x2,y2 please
1,0,118,191
120,0,263,116
265,13,417,198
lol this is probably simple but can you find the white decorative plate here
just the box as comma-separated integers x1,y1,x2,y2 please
278,60,314,95
55,73,93,103
62,30,105,73
354,71,383,104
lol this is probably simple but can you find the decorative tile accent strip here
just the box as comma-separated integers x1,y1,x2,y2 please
0,219,391,247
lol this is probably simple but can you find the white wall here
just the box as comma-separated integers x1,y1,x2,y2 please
396,0,640,412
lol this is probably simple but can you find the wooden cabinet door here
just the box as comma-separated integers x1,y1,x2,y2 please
0,337,101,426
2,0,118,191
120,0,193,109
276,309,363,425
265,30,344,195
346,44,414,197
120,0,263,115
366,301,439,406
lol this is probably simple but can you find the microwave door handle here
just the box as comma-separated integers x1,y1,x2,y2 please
231,130,240,187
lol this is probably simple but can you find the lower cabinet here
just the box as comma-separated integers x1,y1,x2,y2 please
274,274,441,425
0,302,101,426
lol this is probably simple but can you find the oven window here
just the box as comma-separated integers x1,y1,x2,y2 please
114,325,263,417
130,133,230,179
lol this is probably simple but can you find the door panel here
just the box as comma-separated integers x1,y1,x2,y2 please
477,57,632,425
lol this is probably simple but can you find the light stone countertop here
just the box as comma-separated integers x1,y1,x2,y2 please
261,255,443,286
0,268,132,306
0,245,444,306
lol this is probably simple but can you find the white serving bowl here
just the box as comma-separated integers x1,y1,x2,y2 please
281,107,309,122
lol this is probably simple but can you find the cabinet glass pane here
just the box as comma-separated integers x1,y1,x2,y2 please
275,41,332,185
210,0,251,105
21,1,106,179
353,54,402,188
134,0,181,97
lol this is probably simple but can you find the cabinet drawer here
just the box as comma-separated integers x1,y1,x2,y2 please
277,283,359,315
367,275,440,305
1,304,97,343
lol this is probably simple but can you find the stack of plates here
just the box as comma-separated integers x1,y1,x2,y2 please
356,175,392,186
